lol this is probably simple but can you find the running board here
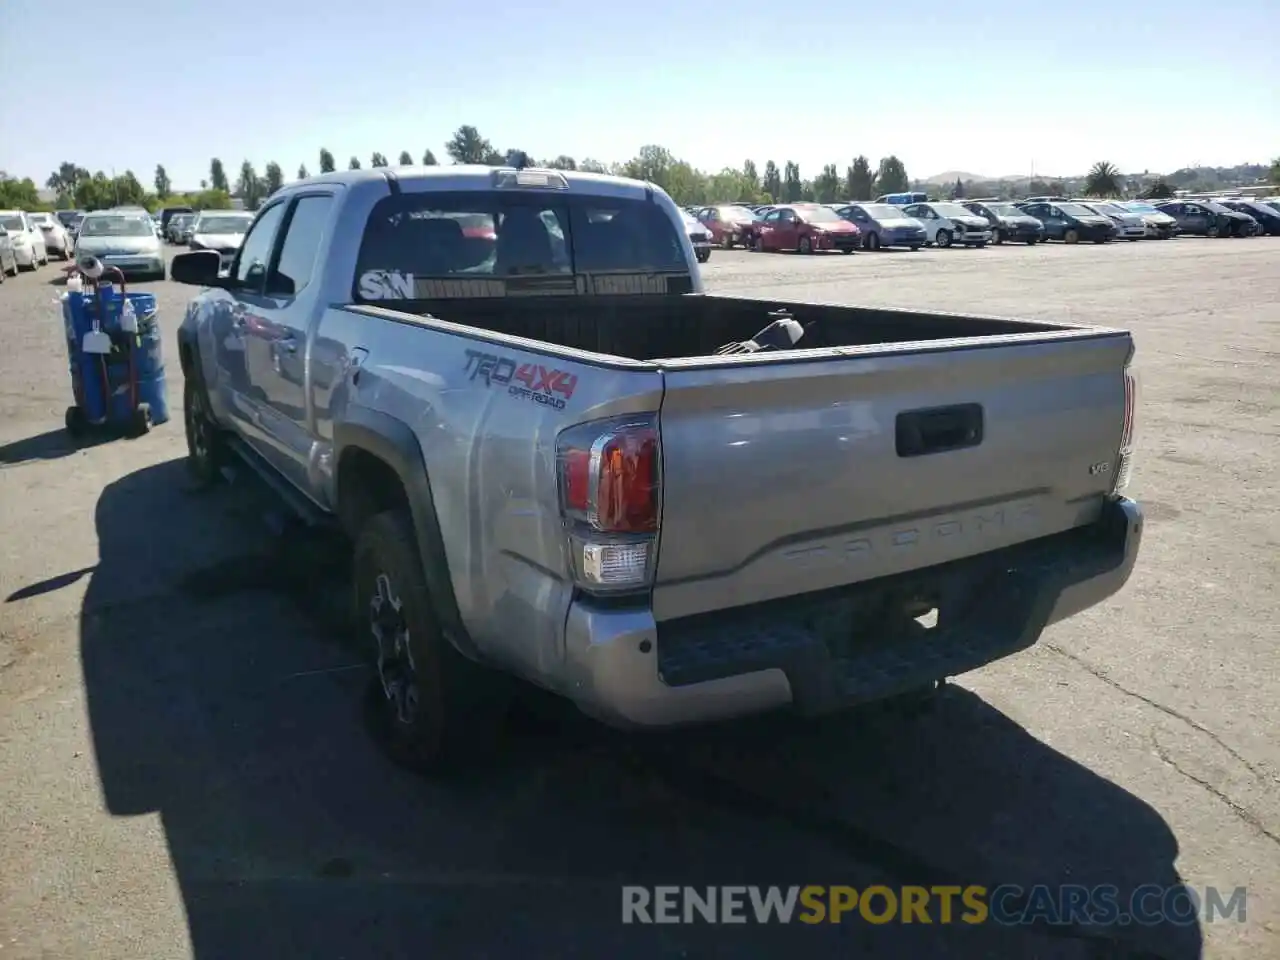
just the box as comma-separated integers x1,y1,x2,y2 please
222,435,336,531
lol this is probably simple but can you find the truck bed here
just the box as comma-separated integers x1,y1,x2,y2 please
386,293,1074,362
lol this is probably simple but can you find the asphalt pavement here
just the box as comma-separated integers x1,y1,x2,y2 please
0,238,1277,959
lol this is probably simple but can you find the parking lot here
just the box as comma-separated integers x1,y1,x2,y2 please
1,237,1277,959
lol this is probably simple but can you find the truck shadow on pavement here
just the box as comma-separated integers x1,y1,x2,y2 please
74,459,1203,960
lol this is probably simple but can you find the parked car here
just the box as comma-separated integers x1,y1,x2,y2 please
25,211,73,258
1015,201,1115,244
176,214,200,244
680,209,712,263
1217,199,1280,236
0,211,49,269
877,192,928,205
167,212,196,243
188,211,256,267
901,201,992,248
1073,200,1146,241
961,200,1045,245
1116,201,1178,239
73,210,166,279
696,204,761,249
754,203,860,253
56,209,85,236
1155,200,1255,238
157,205,195,238
833,202,926,250
169,164,1143,771
0,233,16,280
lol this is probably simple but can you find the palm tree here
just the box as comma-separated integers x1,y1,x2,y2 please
1083,162,1121,197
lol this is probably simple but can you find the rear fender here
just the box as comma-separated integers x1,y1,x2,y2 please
333,409,479,661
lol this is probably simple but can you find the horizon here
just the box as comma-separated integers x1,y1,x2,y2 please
1,0,1277,188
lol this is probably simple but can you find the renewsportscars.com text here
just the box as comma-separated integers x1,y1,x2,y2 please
622,884,1246,927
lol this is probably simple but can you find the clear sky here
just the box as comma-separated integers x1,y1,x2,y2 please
2,0,1277,189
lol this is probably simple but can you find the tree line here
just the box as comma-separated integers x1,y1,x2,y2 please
5,126,1276,214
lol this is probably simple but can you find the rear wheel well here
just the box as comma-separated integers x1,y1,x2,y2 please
336,447,410,539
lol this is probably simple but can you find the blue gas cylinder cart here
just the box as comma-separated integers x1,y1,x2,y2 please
60,257,170,439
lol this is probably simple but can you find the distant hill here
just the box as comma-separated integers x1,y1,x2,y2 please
921,171,990,185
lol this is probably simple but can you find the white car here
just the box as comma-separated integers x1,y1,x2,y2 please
188,211,256,268
680,209,712,263
1075,200,1146,241
1118,201,1179,239
25,212,73,259
0,211,49,270
901,201,993,248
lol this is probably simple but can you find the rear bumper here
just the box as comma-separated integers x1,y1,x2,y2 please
562,497,1143,728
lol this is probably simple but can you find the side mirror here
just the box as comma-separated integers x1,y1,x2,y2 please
170,250,225,286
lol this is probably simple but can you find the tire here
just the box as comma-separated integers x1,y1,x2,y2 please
798,235,812,255
64,405,85,437
721,234,733,250
696,250,710,263
19,255,35,272
865,232,880,251
936,229,953,248
975,241,987,249
183,375,226,485
992,229,1004,245
1025,237,1038,245
355,509,510,774
1064,229,1080,245
1206,224,1219,238
909,245,921,251
753,235,764,253
127,405,152,438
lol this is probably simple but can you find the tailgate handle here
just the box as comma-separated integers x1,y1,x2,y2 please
896,403,984,458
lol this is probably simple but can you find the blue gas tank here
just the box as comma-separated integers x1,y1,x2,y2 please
96,289,170,427
63,287,170,428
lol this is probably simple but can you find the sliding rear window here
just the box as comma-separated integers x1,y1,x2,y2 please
353,191,688,301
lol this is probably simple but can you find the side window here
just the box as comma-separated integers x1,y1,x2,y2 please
232,203,287,291
762,210,779,222
778,209,795,223
271,195,334,296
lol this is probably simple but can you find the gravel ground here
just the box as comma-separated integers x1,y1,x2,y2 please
0,238,1277,960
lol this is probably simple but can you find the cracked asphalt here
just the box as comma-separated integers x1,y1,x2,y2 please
1,237,1277,959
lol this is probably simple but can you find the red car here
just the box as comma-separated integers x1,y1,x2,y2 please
754,204,860,254
696,204,763,249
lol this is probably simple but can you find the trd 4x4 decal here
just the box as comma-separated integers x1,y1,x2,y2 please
463,349,578,411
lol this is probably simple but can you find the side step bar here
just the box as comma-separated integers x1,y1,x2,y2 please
222,435,336,532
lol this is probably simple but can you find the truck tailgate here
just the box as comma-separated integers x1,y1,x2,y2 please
651,333,1131,622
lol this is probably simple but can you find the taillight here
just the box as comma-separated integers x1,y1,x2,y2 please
556,415,660,594
1114,364,1137,494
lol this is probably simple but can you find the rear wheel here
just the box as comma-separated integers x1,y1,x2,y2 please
865,232,880,251
992,229,1004,245
355,510,510,774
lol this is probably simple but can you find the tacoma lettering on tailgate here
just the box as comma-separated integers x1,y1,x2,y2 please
463,349,578,410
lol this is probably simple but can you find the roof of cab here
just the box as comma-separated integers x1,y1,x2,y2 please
284,164,654,200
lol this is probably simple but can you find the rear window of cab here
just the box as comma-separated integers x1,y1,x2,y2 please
353,191,688,301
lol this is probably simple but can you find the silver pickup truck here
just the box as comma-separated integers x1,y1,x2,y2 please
171,164,1143,771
